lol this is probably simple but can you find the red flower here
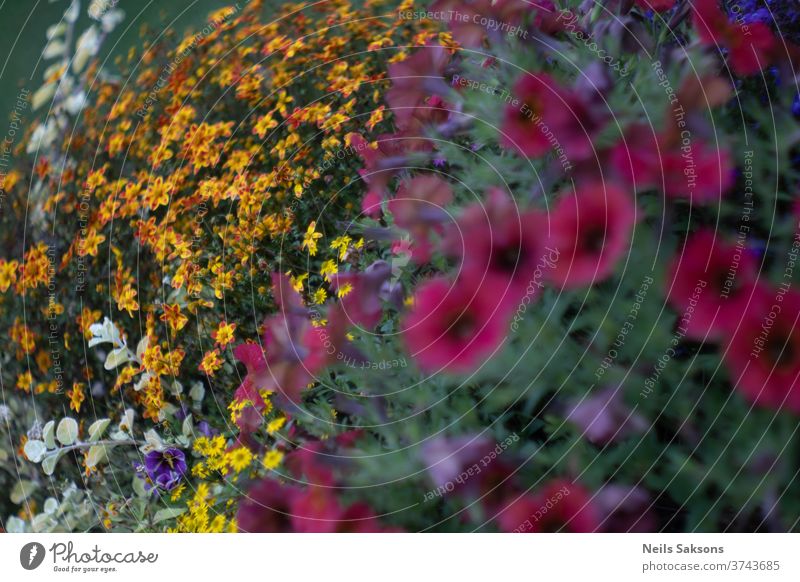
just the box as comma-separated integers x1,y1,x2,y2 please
501,73,603,160
402,276,509,373
634,0,676,11
692,0,776,76
724,284,800,414
237,478,299,532
443,188,550,312
546,182,636,289
386,45,450,130
611,124,735,203
497,479,601,532
666,229,758,341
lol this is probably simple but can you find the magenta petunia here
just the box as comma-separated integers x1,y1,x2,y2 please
497,479,601,533
666,229,759,341
501,73,603,161
723,284,800,414
546,182,637,289
443,188,550,312
402,276,509,373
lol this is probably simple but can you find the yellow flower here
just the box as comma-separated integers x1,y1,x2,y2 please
68,382,86,413
337,282,353,298
199,349,223,376
330,235,352,260
301,221,322,256
0,259,19,292
266,416,286,434
320,259,338,281
262,449,284,470
313,287,327,304
160,303,188,334
212,321,236,347
116,285,139,316
226,447,254,473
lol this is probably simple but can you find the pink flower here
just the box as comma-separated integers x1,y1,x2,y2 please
611,124,735,203
233,274,345,410
402,276,509,373
389,175,454,263
430,0,528,46
546,182,637,289
723,284,800,414
692,0,776,76
329,261,392,329
497,479,601,532
501,73,603,161
666,229,758,341
443,188,550,312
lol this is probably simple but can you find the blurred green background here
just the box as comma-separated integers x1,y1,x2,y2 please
0,0,232,121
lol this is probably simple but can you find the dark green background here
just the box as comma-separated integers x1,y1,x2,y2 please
0,0,232,123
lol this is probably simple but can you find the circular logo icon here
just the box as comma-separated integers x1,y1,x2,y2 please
20,542,46,570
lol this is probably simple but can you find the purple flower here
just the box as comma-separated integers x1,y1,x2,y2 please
565,386,648,445
142,447,187,491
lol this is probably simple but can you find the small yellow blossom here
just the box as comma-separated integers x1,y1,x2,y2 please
262,449,284,470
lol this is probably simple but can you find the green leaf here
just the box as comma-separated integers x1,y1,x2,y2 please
43,420,56,449
24,439,47,463
152,507,186,524
42,450,65,476
88,418,111,442
86,444,109,468
56,417,79,446
11,480,38,504
104,347,131,370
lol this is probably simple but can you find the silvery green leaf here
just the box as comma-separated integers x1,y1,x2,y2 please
11,480,38,504
141,429,163,452
73,26,100,73
132,475,148,497
24,439,47,463
6,516,26,533
153,507,186,524
118,408,135,433
181,414,193,437
56,417,79,446
31,83,57,111
31,512,54,532
134,371,152,391
88,418,111,442
46,22,66,39
85,444,108,468
136,335,149,361
43,497,58,514
42,450,65,476
42,40,66,59
64,0,79,23
43,420,56,449
104,346,131,370
189,382,205,403
101,9,125,33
